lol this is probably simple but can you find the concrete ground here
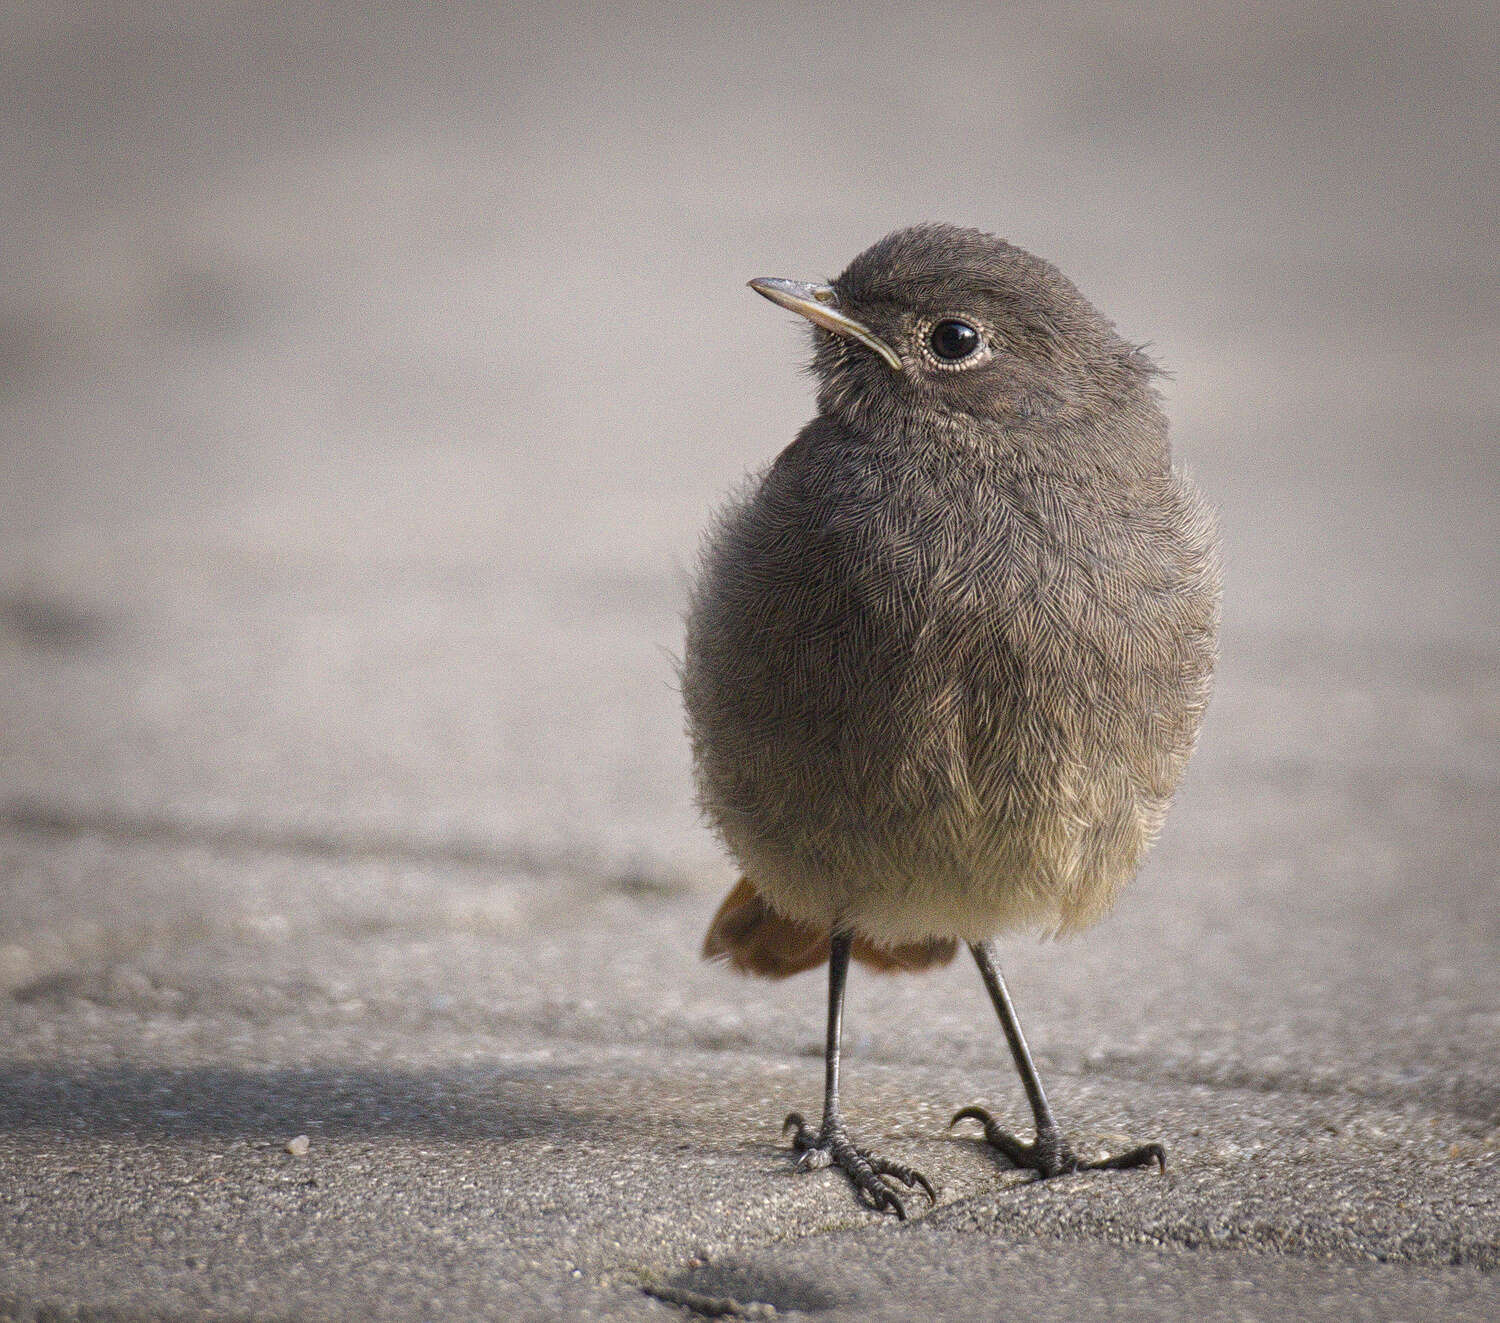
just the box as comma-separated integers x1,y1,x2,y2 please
1,1,1496,1318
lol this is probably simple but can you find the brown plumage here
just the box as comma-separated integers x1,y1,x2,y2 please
703,877,958,977
681,224,1220,1215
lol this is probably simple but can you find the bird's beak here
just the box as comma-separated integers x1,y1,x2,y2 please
747,277,903,371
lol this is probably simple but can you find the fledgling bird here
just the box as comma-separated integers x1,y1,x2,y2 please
682,223,1220,1217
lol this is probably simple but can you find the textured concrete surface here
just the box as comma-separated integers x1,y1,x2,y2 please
1,1,1496,1319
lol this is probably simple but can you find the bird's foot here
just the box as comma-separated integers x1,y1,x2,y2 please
950,1106,1165,1179
782,1112,936,1220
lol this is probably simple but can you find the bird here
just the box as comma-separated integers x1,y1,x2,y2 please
681,223,1220,1218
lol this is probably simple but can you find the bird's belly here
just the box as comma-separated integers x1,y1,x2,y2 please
684,456,1216,948
708,598,1166,945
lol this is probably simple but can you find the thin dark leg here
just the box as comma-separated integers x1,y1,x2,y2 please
783,932,936,1218
821,929,851,1125
951,939,1165,1178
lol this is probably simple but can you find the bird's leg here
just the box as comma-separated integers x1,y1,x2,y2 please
951,939,1166,1178
783,931,935,1219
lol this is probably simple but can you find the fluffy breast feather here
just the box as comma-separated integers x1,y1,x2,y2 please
683,413,1220,944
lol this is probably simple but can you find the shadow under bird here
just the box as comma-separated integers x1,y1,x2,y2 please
682,224,1221,1217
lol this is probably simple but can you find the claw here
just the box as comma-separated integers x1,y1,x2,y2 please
867,1153,937,1204
950,1105,1038,1170
856,1176,907,1220
949,1105,991,1131
1080,1141,1167,1174
951,1104,1166,1180
782,1117,933,1219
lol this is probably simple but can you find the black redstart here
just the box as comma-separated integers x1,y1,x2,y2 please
682,224,1220,1217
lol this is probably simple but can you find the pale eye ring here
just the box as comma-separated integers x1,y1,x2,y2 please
929,319,981,362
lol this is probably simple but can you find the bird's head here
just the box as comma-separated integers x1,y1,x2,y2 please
750,223,1158,437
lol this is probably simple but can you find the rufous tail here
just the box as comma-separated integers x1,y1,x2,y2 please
701,876,957,979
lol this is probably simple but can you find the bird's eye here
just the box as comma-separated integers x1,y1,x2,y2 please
929,319,981,362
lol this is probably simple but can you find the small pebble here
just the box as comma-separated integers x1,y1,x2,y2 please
285,1134,311,1157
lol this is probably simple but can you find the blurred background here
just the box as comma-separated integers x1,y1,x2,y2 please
1,0,1496,1114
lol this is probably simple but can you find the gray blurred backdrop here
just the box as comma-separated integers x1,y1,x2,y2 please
0,3,1496,1320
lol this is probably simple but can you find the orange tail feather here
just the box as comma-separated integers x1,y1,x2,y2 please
701,877,958,979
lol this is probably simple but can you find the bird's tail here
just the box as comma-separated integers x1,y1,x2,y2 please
701,876,958,979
